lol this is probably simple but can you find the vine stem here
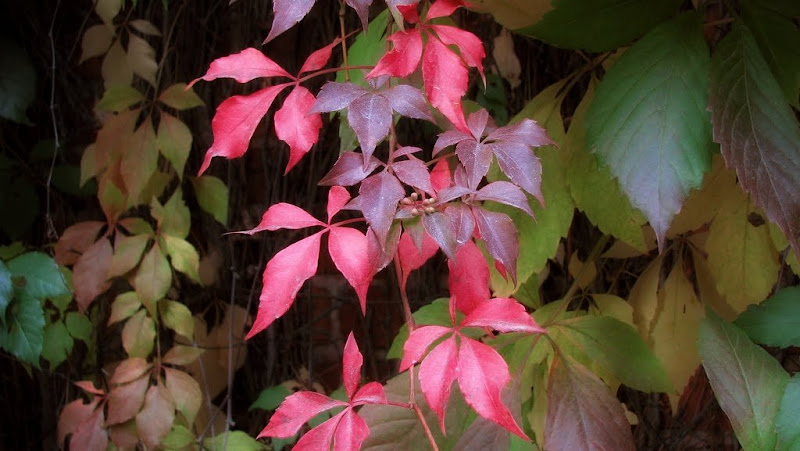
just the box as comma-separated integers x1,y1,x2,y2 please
297,65,374,83
338,0,350,82
45,0,62,243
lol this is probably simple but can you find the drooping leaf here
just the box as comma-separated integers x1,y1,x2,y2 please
329,227,372,313
699,310,789,451
473,207,518,283
586,13,712,246
189,48,292,86
198,84,290,175
776,375,800,450
191,175,228,225
549,315,672,392
709,22,800,252
0,39,36,124
422,37,469,132
247,232,323,339
157,112,193,179
133,242,172,309
274,85,323,172
544,357,636,451
122,309,155,358
520,0,681,52
735,287,800,348
0,291,44,366
264,0,316,43
418,335,458,431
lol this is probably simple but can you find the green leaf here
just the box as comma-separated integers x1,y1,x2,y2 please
249,384,292,411
8,252,70,301
66,311,93,343
191,175,228,225
157,113,193,179
161,424,195,449
162,235,200,283
740,0,800,108
704,189,780,313
586,12,712,246
0,261,12,320
133,243,172,313
709,22,800,253
0,39,36,124
41,322,74,368
488,80,573,296
387,298,452,359
121,120,159,206
159,299,193,340
108,234,150,278
151,189,190,239
108,291,143,326
699,310,788,451
0,291,45,366
95,84,144,112
549,315,672,392
202,431,266,451
776,375,800,450
518,0,681,52
122,309,155,358
735,287,800,348
158,83,204,110
0,242,26,260
336,10,388,86
567,80,646,250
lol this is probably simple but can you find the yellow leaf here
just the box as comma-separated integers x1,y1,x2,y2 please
163,235,201,284
101,42,132,88
95,0,121,29
589,294,634,326
130,19,161,37
122,309,155,358
120,120,158,204
126,34,158,86
469,0,551,30
567,253,597,289
628,255,663,339
668,154,736,237
133,242,171,312
492,29,521,89
79,25,113,63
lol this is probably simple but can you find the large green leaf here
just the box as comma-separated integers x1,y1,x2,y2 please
699,310,788,451
735,287,800,348
8,252,70,301
740,0,800,108
586,13,712,246
567,79,646,250
776,375,800,450
41,322,74,368
0,291,45,366
549,315,671,393
0,39,36,124
709,22,800,252
544,357,635,451
518,0,681,52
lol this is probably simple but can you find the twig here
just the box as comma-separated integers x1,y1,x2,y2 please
45,0,63,242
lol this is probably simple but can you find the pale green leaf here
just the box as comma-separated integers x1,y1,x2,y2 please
157,113,192,178
108,291,142,326
79,24,113,63
41,322,73,368
158,83,203,110
122,309,155,358
586,12,712,245
95,85,144,113
699,310,788,451
336,10,388,86
108,234,150,278
161,424,195,449
203,431,266,451
126,34,157,86
102,43,133,88
133,243,172,313
191,175,229,225
735,287,800,348
776,375,800,451
159,299,193,340
151,189,190,239
121,120,159,205
162,235,200,283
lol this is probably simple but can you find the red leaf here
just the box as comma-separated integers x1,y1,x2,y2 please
70,405,108,451
261,391,347,438
106,375,149,425
430,159,452,192
58,398,99,448
310,82,367,114
320,152,381,187
397,231,439,290
327,186,351,223
54,221,105,266
352,382,388,406
430,24,485,83
348,93,393,160
189,48,291,87
300,38,342,74
461,297,545,333
384,84,433,121
418,335,458,431
367,28,423,79
476,181,534,217
399,325,452,371
74,380,106,396
426,0,468,19
274,85,323,172
73,237,113,312
199,84,290,175
334,408,370,451
350,172,405,244
265,0,316,43
423,37,469,132
393,158,434,195
247,232,323,339
448,240,489,316
329,227,372,313
473,207,518,283
444,203,475,247
423,211,458,260
457,338,528,439
345,0,373,30
342,332,363,399
237,203,324,235
293,410,341,450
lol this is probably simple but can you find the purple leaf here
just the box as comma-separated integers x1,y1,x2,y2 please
345,0,373,30
384,85,433,121
456,141,492,189
394,146,423,158
436,185,473,204
486,118,553,148
319,152,381,186
393,159,434,195
476,181,534,218
433,130,471,156
265,0,316,43
466,109,490,140
473,207,518,283
348,93,393,161
444,203,475,247
351,172,405,245
491,142,544,206
366,224,401,274
423,211,458,260
310,82,366,113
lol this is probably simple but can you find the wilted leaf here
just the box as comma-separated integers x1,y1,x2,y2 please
699,311,788,450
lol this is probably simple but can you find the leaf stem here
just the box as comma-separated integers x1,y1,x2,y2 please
297,65,375,84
